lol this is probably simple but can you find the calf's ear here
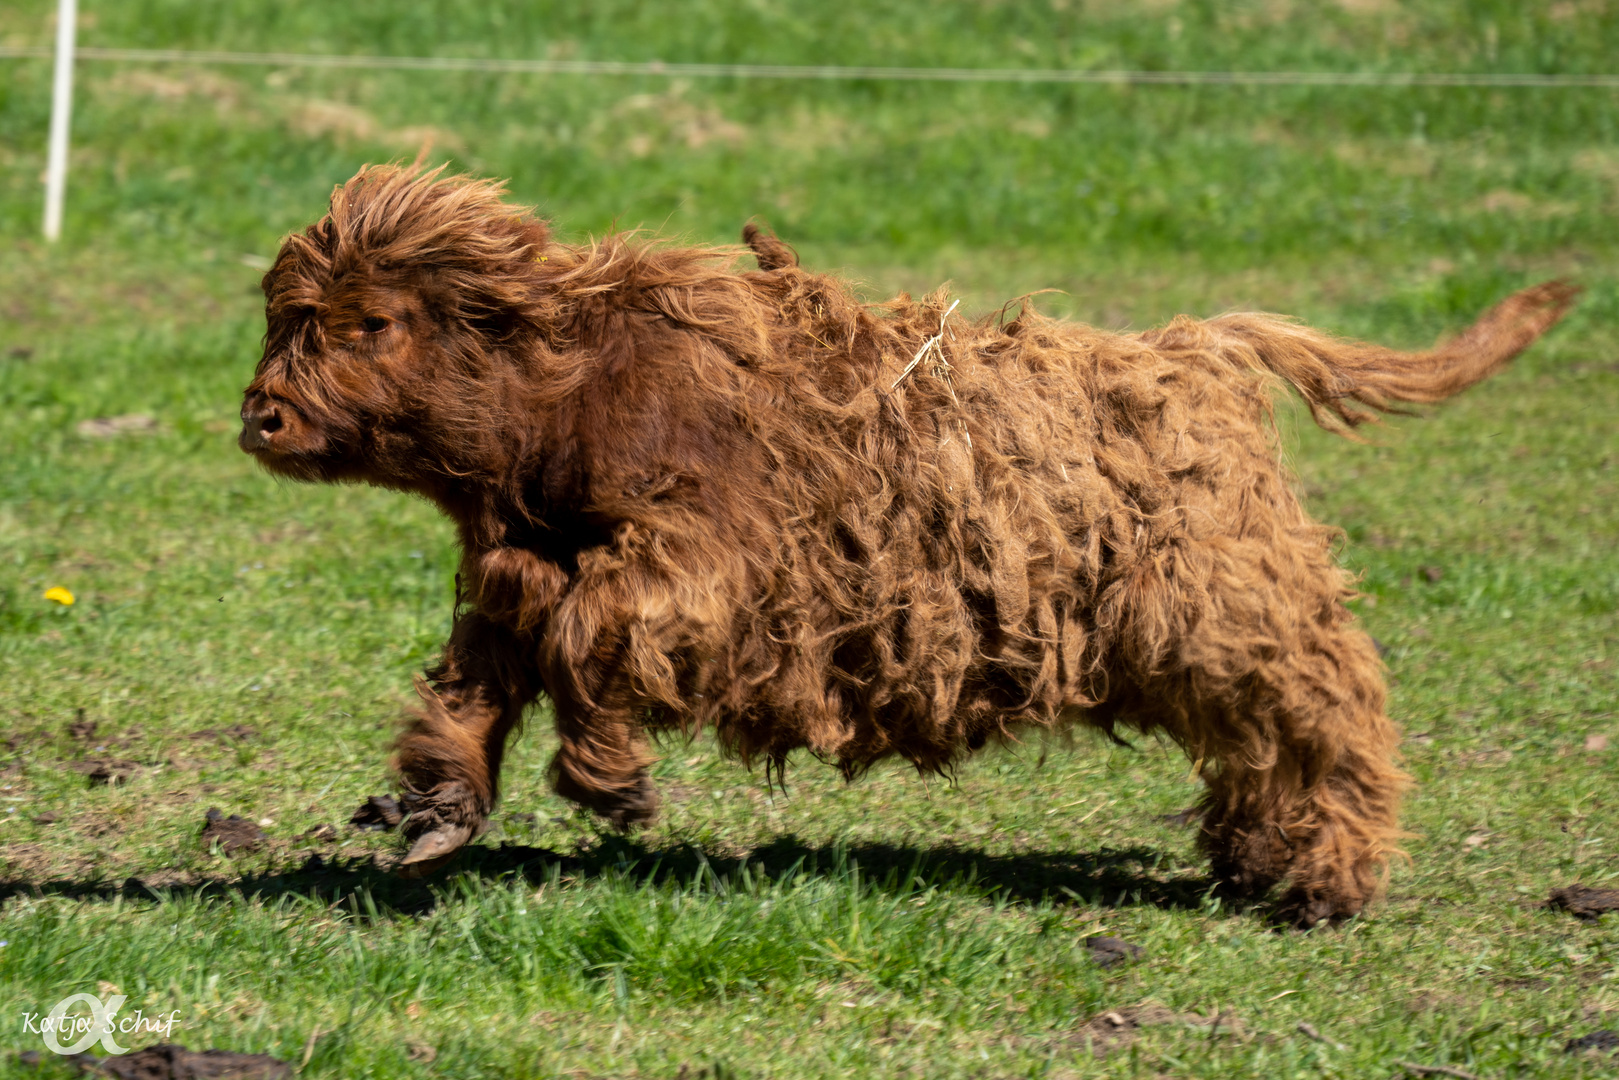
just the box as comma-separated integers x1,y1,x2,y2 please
742,221,798,271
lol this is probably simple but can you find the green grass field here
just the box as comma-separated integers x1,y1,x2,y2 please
2,1,1617,1076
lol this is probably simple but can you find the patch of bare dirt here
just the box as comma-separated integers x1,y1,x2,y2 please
1408,991,1471,1014
186,725,258,743
200,809,266,856
70,759,139,786
20,1042,290,1078
1085,936,1144,968
1566,1030,1619,1055
1548,884,1619,921
66,715,145,755
1453,748,1513,767
1075,1004,1246,1057
288,98,462,156
76,814,121,839
0,843,52,876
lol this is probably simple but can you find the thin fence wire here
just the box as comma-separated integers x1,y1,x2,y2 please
3,44,1619,87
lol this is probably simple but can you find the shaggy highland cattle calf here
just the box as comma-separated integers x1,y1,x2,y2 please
240,165,1574,926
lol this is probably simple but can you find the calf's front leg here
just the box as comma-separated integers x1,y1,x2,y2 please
393,612,536,876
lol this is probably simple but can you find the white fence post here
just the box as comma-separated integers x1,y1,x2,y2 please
43,0,77,241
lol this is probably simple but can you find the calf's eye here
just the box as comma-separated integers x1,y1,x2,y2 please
361,316,390,333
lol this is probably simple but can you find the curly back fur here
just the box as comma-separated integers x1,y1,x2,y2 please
241,164,1576,924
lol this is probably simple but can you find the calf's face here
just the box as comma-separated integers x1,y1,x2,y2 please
240,266,441,486
238,165,553,492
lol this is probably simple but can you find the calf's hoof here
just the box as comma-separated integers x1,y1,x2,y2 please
397,823,476,879
394,781,486,879
1274,887,1360,930
600,774,659,832
552,768,660,832
1207,857,1281,906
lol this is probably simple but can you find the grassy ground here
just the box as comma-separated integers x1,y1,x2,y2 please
1,1,1617,1076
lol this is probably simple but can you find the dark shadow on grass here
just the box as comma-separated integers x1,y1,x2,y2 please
0,833,1212,918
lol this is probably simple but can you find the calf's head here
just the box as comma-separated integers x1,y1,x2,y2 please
239,165,558,491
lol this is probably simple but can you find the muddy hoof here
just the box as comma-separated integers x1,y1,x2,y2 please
1274,888,1357,930
397,824,476,879
1207,860,1280,905
552,768,660,832
600,773,660,832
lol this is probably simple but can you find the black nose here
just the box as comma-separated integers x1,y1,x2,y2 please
239,399,284,451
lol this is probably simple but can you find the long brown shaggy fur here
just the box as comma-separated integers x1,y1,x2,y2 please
240,165,1576,926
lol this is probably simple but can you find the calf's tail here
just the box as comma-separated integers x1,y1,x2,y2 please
1171,280,1580,433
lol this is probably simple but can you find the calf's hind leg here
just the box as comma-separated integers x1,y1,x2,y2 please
1189,617,1406,928
1126,515,1407,926
393,614,536,876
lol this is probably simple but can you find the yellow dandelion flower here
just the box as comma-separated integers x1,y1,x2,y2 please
43,586,75,606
